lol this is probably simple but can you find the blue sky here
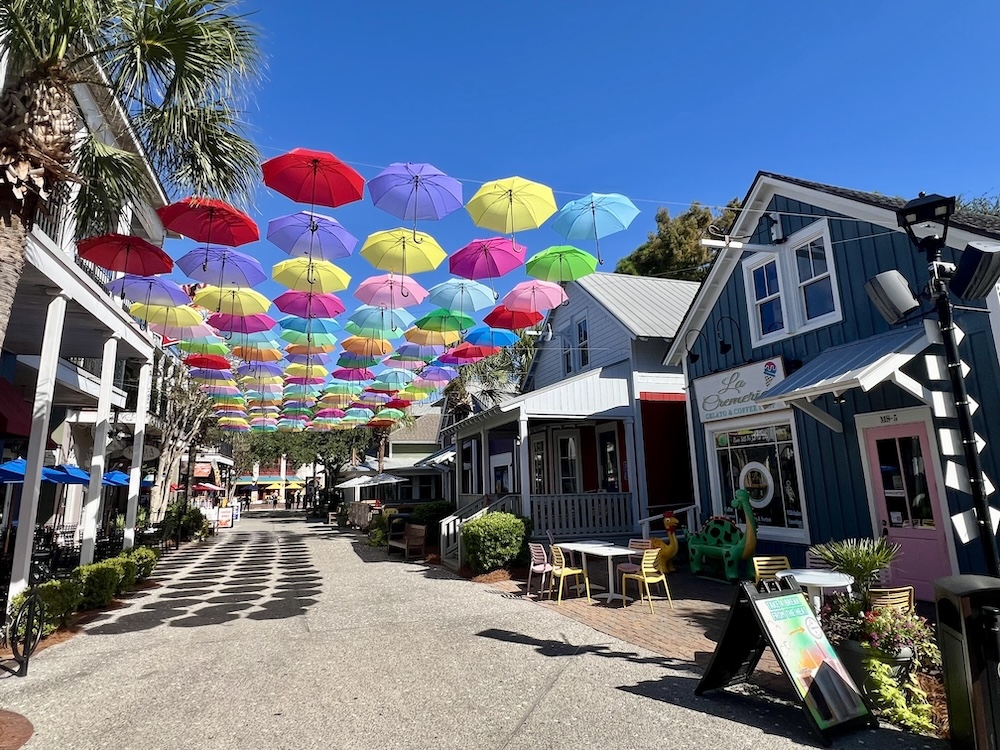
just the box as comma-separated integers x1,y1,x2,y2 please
167,1,1000,329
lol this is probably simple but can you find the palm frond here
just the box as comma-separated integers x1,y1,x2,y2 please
72,131,146,237
0,0,109,73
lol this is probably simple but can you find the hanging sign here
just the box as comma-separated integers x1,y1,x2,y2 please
696,579,875,744
693,359,787,422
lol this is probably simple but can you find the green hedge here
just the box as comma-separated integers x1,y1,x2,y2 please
108,556,139,595
8,578,84,636
368,514,389,547
73,562,122,610
127,546,160,580
410,501,455,534
461,512,533,574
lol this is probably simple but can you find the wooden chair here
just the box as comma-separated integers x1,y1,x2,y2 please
869,586,915,613
752,555,791,584
616,538,653,577
548,545,591,605
526,542,553,598
621,549,672,614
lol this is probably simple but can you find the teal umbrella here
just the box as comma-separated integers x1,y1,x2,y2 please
347,305,414,337
551,192,640,264
426,279,495,316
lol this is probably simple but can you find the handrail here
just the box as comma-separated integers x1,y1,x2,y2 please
639,504,698,539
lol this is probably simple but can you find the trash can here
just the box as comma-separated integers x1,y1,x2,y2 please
935,575,1000,750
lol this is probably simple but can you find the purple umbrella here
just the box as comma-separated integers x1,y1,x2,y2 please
273,290,346,318
177,246,266,288
105,275,190,306
286,352,334,365
237,362,284,377
368,163,463,227
267,211,357,262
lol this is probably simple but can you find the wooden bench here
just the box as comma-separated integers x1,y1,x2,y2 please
387,523,426,561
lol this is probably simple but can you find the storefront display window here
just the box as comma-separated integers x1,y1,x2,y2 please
713,422,803,530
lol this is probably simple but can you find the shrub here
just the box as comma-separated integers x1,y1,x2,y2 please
73,562,122,609
410,501,455,537
8,578,85,637
461,512,531,574
128,546,160,580
107,555,139,594
809,537,900,603
368,514,388,547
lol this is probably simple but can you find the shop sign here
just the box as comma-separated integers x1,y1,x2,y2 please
693,359,787,423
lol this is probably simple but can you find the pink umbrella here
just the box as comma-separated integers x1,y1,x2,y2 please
315,408,346,418
274,290,346,318
332,367,374,382
449,238,526,293
151,321,216,341
500,280,567,313
354,274,428,308
208,312,276,334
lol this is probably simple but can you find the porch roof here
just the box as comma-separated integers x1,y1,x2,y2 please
443,362,632,437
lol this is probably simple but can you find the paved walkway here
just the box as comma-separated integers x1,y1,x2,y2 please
0,518,944,750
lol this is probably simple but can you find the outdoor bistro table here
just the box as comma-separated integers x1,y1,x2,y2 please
556,542,639,603
775,568,854,616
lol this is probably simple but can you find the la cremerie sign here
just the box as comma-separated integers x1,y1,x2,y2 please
692,359,787,423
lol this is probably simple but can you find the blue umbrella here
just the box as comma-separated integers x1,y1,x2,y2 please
44,464,91,484
375,368,416,390
278,316,341,335
105,275,190,306
177,246,266,288
464,325,519,348
368,162,463,225
237,362,285,378
347,305,414,336
551,192,640,264
0,458,25,483
267,211,357,261
426,279,495,315
103,471,131,487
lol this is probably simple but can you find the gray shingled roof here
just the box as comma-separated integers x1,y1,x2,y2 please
759,172,1000,240
389,409,442,444
574,272,699,339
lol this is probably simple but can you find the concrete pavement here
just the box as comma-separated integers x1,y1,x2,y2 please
0,518,944,749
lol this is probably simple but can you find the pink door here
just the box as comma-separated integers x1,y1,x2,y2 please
863,422,951,601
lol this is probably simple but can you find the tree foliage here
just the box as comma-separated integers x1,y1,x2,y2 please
444,334,535,422
230,429,373,489
957,194,1000,217
615,199,741,281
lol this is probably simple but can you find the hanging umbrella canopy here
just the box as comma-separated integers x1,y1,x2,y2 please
440,342,499,364
157,197,259,246
178,340,230,356
286,342,336,356
332,367,375,382
393,342,444,362
233,345,284,362
341,336,393,357
273,290,346,318
465,177,557,234
360,229,446,275
184,354,231,370
208,312,276,335
77,234,173,275
177,246,267,288
267,210,357,261
286,352,334,366
500,280,567,313
403,326,460,347
375,368,415,389
152,320,215,340
449,237,526,282
344,407,375,422
261,148,365,208
353,274,428,309
418,365,458,383
552,191,640,241
194,286,271,317
375,408,406,421
279,329,337,346
426,279,495,315
464,326,519,348
382,356,425,371
368,162,463,222
347,305,414,336
483,305,543,331
279,316,340,335
105,275,189,306
286,363,329,379
273,257,351,293
324,380,363,395
201,384,241,396
525,245,597,283
315,408,346,418
414,309,474,333
337,353,380,369
131,303,202,328
237,362,284,378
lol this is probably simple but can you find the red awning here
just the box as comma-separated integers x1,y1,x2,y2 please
169,483,184,491
639,392,685,402
0,378,32,436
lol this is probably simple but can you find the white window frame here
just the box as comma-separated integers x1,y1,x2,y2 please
560,328,573,375
577,317,590,369
742,219,842,347
595,423,621,492
530,433,547,494
704,409,811,544
553,429,582,495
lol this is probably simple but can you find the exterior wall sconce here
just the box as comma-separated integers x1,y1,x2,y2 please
683,329,705,364
715,316,746,363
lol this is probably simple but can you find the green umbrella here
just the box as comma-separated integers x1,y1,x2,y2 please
414,308,474,332
178,341,230,356
375,408,406,421
280,329,338,346
525,244,597,283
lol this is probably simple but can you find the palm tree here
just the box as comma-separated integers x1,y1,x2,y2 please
0,0,262,349
444,334,535,422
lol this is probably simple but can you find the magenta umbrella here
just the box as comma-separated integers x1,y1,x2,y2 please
354,274,428,308
315,408,346,418
500,280,567,313
207,312,276,334
449,237,526,292
274,291,346,318
332,367,374,382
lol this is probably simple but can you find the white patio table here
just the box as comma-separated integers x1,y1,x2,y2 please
776,568,854,616
557,542,638,602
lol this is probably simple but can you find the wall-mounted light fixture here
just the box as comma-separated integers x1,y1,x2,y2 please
682,329,705,364
715,316,746,364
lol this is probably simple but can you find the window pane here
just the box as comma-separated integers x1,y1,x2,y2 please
803,277,834,319
899,437,933,527
796,245,813,280
765,260,780,295
810,240,828,276
753,266,767,300
758,298,784,334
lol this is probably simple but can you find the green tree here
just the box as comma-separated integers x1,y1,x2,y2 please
615,199,741,281
957,194,1000,217
0,0,262,349
444,334,535,422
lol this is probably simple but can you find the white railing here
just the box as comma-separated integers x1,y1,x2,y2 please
439,494,491,565
639,504,698,539
531,492,634,540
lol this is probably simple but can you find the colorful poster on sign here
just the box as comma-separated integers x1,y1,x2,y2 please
217,507,233,529
753,593,869,731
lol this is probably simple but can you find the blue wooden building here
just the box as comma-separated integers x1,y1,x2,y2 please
665,172,1000,600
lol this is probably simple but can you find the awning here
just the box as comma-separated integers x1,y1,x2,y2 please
0,377,31,436
335,476,371,489
757,323,933,431
414,445,456,468
193,482,224,492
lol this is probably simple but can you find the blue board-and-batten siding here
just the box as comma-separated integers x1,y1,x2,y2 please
687,193,1000,573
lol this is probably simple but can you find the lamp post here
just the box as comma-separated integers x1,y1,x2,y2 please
896,193,1000,578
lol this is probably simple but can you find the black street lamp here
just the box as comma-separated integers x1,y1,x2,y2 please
895,193,1000,578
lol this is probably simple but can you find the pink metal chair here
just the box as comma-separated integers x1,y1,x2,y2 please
616,538,654,577
526,542,553,598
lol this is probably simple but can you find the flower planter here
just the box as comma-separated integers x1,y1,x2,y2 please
835,638,914,693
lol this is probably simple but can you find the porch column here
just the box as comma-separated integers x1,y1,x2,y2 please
454,438,462,500
123,357,153,549
80,335,119,565
9,292,68,605
518,413,530,517
279,454,287,504
479,428,489,496
623,417,642,531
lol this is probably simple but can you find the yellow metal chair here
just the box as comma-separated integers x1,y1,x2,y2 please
869,586,915,613
621,549,673,614
548,545,591,605
752,555,791,584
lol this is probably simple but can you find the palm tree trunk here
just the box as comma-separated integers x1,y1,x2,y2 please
0,207,29,352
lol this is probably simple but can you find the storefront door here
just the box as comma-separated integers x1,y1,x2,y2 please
862,421,950,601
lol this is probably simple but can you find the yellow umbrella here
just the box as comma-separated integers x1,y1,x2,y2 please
341,336,393,357
131,303,203,328
285,363,330,379
193,286,271,316
273,258,351,293
285,481,305,490
360,228,446,275
240,375,283,386
465,176,557,235
403,326,460,346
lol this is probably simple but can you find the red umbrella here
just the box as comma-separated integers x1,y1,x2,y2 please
484,305,543,330
183,354,231,370
262,148,365,209
384,398,412,409
440,342,499,364
77,234,173,275
157,197,259,246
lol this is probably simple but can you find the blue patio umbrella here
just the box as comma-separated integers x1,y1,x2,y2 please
0,458,26,483
464,325,519,348
103,471,131,486
44,464,91,484
426,279,495,316
551,192,640,264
